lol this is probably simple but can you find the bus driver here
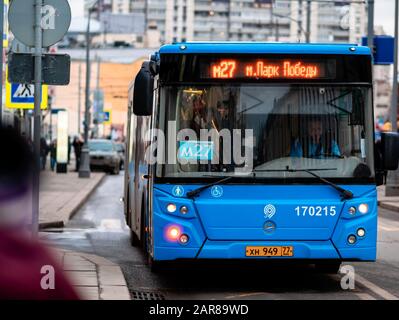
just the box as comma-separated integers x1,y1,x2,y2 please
290,118,341,159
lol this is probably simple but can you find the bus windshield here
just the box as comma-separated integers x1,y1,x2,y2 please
157,85,374,181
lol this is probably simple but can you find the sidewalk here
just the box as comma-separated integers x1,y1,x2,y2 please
52,249,130,300
378,185,399,212
39,170,106,229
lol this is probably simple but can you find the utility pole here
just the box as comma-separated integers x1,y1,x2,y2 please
298,0,303,42
386,0,399,196
32,0,43,236
94,55,101,138
0,0,4,128
367,0,374,51
390,0,398,134
227,0,232,40
79,5,95,179
306,0,311,43
96,55,101,90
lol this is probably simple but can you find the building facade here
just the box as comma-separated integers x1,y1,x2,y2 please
373,26,393,122
80,1,368,47
119,0,367,45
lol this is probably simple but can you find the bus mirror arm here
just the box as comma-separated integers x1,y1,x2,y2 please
379,132,399,171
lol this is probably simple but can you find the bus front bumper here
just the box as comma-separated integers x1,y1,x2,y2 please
153,240,376,262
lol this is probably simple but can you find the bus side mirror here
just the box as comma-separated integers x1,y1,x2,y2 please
380,132,399,171
133,61,154,116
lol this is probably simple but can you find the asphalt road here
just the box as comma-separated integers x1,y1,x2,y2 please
41,174,399,300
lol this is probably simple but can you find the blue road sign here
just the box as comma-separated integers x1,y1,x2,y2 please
11,83,35,103
93,89,104,123
362,36,395,65
102,111,111,124
6,78,48,110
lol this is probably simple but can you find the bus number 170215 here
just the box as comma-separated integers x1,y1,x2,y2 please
295,206,337,217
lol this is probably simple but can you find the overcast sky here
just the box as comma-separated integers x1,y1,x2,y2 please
69,0,398,37
375,0,397,35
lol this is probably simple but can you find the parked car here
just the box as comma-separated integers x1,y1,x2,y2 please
88,139,121,175
115,143,125,170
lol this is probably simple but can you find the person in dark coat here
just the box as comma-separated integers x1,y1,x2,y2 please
40,137,49,170
0,127,80,300
72,136,84,172
67,136,72,165
50,139,57,171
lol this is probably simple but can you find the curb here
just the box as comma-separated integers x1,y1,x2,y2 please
57,249,131,300
67,173,107,220
39,221,64,230
39,173,106,230
378,201,399,213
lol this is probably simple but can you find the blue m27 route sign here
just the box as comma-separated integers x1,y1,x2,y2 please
178,141,214,161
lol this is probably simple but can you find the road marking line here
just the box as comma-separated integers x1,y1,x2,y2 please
378,221,399,231
379,225,399,232
379,217,399,229
100,219,123,231
355,293,376,300
225,292,266,299
356,275,399,300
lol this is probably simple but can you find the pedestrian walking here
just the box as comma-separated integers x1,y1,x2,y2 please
0,127,79,300
68,136,72,165
72,136,84,172
40,137,49,170
50,139,57,171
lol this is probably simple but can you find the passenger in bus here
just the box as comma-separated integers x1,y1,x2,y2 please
192,95,213,133
290,119,341,158
214,100,233,131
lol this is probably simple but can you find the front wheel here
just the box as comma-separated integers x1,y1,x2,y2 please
147,255,168,273
315,262,341,274
130,228,141,247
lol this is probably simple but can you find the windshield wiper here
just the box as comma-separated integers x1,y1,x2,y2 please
254,166,353,201
186,176,235,199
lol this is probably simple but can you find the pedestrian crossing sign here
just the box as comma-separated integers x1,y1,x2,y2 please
5,69,48,110
103,110,112,124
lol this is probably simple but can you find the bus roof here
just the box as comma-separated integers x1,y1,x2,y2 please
158,42,371,56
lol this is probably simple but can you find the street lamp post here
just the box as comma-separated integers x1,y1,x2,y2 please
385,0,399,196
390,0,398,134
367,0,374,52
306,0,311,43
79,3,98,178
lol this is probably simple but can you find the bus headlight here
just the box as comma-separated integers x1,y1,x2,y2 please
358,204,369,214
166,204,177,213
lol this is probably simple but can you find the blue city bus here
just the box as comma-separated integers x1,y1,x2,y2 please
124,43,399,272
